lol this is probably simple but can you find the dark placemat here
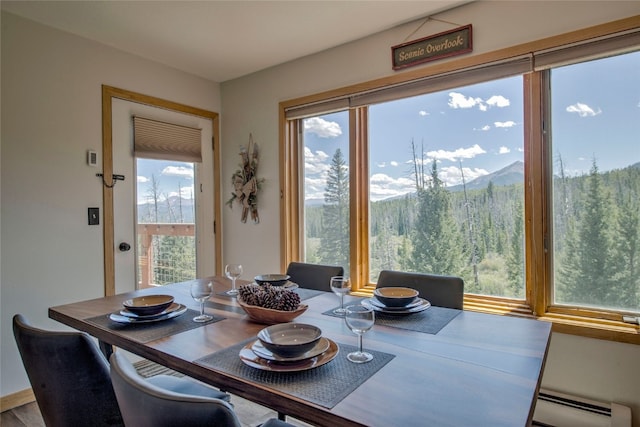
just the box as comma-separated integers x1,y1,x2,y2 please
323,305,460,335
294,288,326,301
86,309,225,343
196,338,394,409
205,300,246,314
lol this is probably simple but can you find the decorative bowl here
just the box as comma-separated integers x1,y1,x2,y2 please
373,287,419,308
257,323,322,358
238,300,308,325
254,274,291,287
122,295,175,316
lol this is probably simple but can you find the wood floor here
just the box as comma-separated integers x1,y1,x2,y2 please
1,397,313,427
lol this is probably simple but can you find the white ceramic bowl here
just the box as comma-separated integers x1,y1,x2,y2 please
373,287,419,308
122,295,174,316
254,274,291,286
257,323,322,358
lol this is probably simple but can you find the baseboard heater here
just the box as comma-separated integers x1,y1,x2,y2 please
533,388,632,427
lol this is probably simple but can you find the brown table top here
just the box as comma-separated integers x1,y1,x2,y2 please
49,277,551,427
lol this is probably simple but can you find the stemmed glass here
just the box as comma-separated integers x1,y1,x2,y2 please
224,264,243,296
344,304,375,363
330,276,351,316
190,281,213,322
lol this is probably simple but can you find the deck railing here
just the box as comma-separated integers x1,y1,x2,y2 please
137,223,196,288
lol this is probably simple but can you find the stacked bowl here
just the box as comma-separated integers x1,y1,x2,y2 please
239,323,339,372
363,287,431,314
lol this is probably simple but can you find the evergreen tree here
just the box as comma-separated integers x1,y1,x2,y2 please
506,199,524,297
557,160,613,304
410,161,466,275
610,195,639,308
318,149,350,271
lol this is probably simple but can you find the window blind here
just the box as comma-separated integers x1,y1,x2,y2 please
534,28,640,70
133,116,202,163
284,55,532,119
284,28,639,118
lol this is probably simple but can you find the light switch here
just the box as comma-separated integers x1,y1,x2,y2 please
88,207,99,225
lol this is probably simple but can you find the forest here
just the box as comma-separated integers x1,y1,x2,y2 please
305,150,640,312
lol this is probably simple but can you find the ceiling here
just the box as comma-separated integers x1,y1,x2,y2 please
1,1,471,82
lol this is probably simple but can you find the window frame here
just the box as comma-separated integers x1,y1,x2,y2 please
279,17,640,344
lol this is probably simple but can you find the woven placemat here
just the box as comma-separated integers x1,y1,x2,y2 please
323,305,460,335
196,338,394,409
86,309,225,343
294,288,326,301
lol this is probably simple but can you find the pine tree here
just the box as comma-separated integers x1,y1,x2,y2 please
557,160,613,304
410,161,466,275
610,195,639,308
318,149,350,272
506,199,524,297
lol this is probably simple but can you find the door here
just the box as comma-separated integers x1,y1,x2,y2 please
102,86,221,296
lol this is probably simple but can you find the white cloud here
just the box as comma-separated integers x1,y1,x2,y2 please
304,147,330,175
369,173,415,201
486,95,510,107
499,146,511,154
419,110,429,116
377,162,386,168
494,121,517,128
137,176,149,183
440,165,489,187
304,117,342,138
476,125,491,131
390,161,399,167
448,92,483,109
162,166,193,179
426,144,486,162
449,92,511,112
566,102,601,117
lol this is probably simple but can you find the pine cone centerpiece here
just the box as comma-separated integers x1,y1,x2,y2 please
237,283,307,324
238,284,301,311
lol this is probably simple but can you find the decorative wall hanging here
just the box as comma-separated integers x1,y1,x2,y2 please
227,133,263,224
391,19,472,70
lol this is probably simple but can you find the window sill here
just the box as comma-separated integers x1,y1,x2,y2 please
463,296,639,344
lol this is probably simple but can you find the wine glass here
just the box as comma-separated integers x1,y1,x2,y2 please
330,276,351,316
190,281,213,322
344,304,375,363
224,264,243,296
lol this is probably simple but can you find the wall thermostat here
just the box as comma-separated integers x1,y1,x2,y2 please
87,150,98,167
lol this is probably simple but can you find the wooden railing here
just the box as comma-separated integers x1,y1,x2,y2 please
138,223,195,289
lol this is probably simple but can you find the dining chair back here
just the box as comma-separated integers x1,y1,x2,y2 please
376,270,464,309
285,262,344,291
109,352,293,427
12,314,125,427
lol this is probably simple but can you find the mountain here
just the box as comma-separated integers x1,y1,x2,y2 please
447,161,524,192
137,195,195,223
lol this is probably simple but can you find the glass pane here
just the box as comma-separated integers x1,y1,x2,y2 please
551,51,640,312
369,76,525,297
136,158,196,287
302,112,350,273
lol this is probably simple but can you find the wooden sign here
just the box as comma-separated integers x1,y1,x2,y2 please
392,24,472,70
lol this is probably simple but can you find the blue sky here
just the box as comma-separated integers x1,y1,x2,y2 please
303,51,639,202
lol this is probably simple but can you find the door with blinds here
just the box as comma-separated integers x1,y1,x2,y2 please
111,97,215,294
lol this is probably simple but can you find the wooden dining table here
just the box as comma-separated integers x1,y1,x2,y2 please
49,277,551,427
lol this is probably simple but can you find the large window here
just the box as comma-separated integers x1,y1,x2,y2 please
369,77,524,298
281,20,640,343
550,51,640,313
301,111,351,272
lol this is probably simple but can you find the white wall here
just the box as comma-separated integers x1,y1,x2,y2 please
219,1,640,424
1,11,220,398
